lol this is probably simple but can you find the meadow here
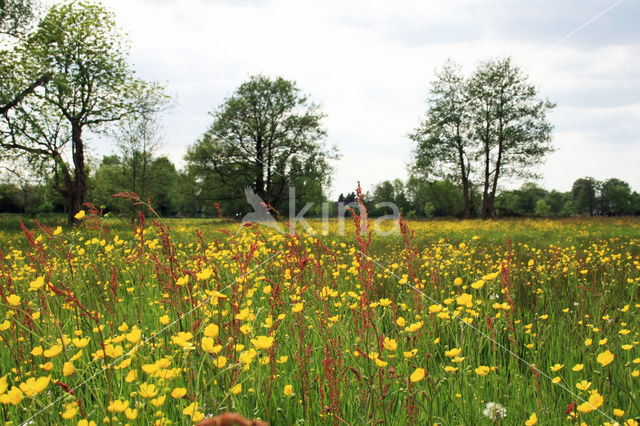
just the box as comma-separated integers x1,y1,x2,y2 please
0,206,639,425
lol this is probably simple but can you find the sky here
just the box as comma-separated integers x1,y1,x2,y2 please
84,0,640,197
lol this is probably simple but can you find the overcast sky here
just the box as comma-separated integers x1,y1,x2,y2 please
87,0,639,197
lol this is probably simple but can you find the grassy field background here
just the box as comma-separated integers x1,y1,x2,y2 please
0,213,638,425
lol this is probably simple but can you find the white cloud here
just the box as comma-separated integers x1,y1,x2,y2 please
96,0,639,197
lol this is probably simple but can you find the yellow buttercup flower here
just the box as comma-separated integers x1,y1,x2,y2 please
410,368,425,383
475,366,490,376
29,276,45,291
383,337,397,351
7,294,20,307
19,376,50,397
74,210,86,220
251,335,274,350
525,413,538,425
283,384,294,396
597,350,615,367
139,382,158,398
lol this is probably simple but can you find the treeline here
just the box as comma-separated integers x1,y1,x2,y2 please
346,176,640,218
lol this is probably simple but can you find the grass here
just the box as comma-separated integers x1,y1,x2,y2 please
0,209,638,425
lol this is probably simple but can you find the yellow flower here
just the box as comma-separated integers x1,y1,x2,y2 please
471,279,484,289
125,370,138,383
61,402,78,419
150,395,166,407
454,277,463,286
72,337,90,348
374,358,388,368
284,384,294,396
7,294,20,307
428,304,442,314
0,387,23,405
230,383,242,395
404,321,423,332
44,344,63,358
396,316,406,327
456,293,473,308
251,335,274,350
159,314,170,325
196,268,212,281
29,276,45,291
74,210,86,220
176,275,189,286
63,361,75,376
576,380,591,391
292,302,304,313
125,408,138,420
201,336,222,354
126,327,142,344
19,375,50,397
204,323,219,338
183,401,200,417
410,368,425,382
171,388,187,398
214,356,227,368
525,412,538,425
475,366,490,376
584,338,593,346
550,363,564,372
577,391,603,413
139,382,158,398
572,363,584,372
552,376,562,384
403,349,418,358
444,348,461,357
383,337,397,351
613,408,625,417
597,350,615,367
53,226,62,236
443,365,458,373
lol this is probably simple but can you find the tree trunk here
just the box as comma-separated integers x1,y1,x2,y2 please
67,122,86,225
456,126,471,219
255,135,265,200
481,146,491,219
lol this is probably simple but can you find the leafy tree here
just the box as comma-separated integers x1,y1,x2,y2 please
187,75,337,214
544,190,570,215
599,178,633,215
112,114,164,221
409,61,473,218
534,199,551,216
467,57,555,218
0,0,34,36
410,58,554,219
1,1,167,223
571,177,599,216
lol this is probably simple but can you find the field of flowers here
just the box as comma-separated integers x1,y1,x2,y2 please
0,206,639,425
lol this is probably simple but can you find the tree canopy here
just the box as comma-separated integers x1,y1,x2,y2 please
0,1,167,223
410,57,555,219
186,75,337,216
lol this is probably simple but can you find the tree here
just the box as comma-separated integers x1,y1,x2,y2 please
409,61,473,218
599,178,633,215
0,0,34,36
1,1,167,223
467,57,555,219
186,75,337,214
113,114,164,221
571,177,599,216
